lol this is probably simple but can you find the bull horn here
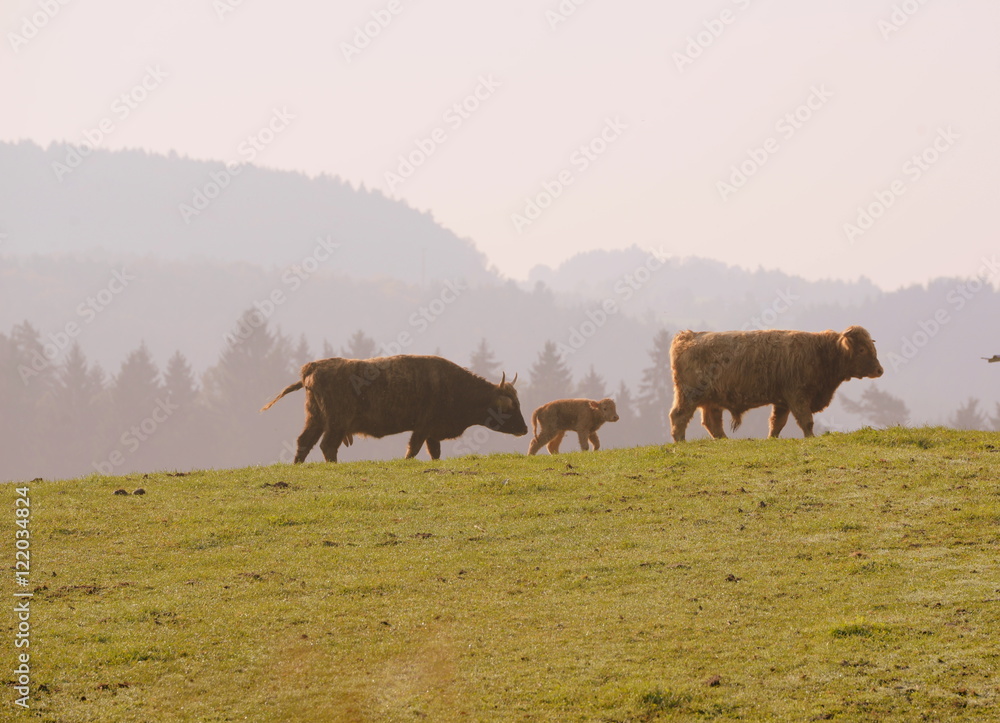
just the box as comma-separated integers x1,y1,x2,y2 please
500,371,506,386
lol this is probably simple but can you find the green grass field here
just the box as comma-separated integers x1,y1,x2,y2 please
4,428,1000,721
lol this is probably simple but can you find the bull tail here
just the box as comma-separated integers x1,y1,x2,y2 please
260,381,304,412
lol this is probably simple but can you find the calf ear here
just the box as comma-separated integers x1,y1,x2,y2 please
495,394,514,412
588,400,600,410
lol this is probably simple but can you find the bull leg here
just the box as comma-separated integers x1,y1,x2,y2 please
406,432,426,459
319,428,345,462
293,417,324,464
425,439,441,460
577,430,591,451
769,404,790,438
701,405,728,439
545,431,565,454
789,403,815,438
588,432,601,451
669,400,697,443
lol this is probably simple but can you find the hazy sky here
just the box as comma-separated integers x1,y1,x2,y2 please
4,0,998,289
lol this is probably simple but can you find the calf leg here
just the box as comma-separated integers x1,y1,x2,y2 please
588,432,601,451
769,404,790,438
701,405,728,439
529,428,559,455
577,430,591,451
545,431,565,454
425,439,441,460
669,399,697,443
406,432,426,459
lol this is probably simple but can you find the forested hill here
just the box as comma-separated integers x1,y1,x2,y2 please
0,140,496,286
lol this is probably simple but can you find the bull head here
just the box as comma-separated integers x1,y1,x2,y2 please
492,372,528,436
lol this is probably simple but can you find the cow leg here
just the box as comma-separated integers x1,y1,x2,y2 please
546,431,565,454
769,404,790,438
319,429,345,462
529,429,557,455
669,400,697,443
588,432,601,451
406,432,426,459
789,404,815,438
701,405,728,439
294,417,324,464
425,439,441,460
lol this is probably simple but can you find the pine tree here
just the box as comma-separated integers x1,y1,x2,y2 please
949,397,987,430
2,323,72,478
840,387,909,428
107,341,165,473
614,380,634,423
292,334,312,367
635,329,674,443
164,351,198,410
468,338,502,380
11,321,58,393
50,343,107,478
527,340,573,405
575,365,607,400
342,329,377,359
321,338,336,359
202,310,295,466
112,341,162,426
161,350,205,471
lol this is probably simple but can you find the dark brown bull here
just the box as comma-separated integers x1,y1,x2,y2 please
669,326,883,442
261,354,528,462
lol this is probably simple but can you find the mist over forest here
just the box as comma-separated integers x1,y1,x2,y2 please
2,140,998,482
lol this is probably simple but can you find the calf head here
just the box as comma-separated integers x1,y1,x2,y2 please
840,326,884,379
490,372,529,436
590,398,620,423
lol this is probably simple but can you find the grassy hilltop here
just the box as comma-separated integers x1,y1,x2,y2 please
5,428,1000,722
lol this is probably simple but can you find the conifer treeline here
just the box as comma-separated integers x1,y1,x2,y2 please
0,315,679,482
3,314,980,482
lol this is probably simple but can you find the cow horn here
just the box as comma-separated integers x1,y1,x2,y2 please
511,373,518,386
500,371,506,386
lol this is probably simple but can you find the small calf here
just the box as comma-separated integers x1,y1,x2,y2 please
528,398,620,455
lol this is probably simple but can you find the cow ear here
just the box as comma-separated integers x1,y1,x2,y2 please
840,326,866,354
496,394,513,412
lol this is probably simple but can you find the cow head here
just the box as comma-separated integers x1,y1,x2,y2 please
491,372,528,436
589,398,620,422
839,326,884,379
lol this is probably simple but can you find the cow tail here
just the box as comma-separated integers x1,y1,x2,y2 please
260,381,304,412
730,411,743,432
531,408,539,438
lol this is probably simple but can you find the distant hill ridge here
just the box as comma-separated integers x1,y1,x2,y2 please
0,139,496,286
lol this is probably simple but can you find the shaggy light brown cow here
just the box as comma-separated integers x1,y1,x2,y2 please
528,398,620,455
669,326,883,442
